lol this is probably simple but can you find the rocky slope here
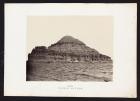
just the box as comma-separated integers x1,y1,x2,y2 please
27,36,113,81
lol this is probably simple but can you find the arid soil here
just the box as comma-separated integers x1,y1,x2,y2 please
27,61,113,81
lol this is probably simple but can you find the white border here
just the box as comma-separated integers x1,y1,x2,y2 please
4,3,137,97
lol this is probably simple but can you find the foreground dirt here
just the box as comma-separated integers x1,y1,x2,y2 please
27,61,113,82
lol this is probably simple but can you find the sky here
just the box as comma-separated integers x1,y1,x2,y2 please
27,16,113,59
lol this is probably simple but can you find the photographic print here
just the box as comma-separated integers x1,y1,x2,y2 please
26,16,113,81
4,3,136,97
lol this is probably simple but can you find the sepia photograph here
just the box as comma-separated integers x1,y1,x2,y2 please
4,3,136,97
26,16,113,81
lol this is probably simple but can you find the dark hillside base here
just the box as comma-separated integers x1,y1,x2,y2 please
27,61,113,81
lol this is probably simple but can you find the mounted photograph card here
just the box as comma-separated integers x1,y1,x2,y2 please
4,3,137,97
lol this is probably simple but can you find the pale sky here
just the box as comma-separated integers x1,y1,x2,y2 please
27,16,113,59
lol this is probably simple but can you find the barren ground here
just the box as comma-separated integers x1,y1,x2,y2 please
27,61,113,82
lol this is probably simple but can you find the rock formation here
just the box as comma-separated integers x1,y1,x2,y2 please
27,36,113,81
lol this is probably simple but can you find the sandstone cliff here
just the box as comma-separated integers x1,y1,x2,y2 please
27,36,113,81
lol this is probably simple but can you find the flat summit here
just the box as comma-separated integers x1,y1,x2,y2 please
27,36,113,81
